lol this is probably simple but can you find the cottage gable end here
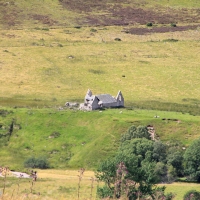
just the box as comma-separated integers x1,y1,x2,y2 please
116,90,124,107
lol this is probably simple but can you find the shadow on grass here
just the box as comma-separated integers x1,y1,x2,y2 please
1,97,199,116
126,100,200,116
0,97,58,108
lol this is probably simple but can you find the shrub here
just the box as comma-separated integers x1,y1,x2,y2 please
24,156,49,169
36,157,50,169
146,22,153,27
42,27,49,31
24,157,36,168
152,188,175,200
163,39,178,42
90,28,97,32
121,125,151,142
170,23,177,27
165,192,176,200
114,38,121,41
58,43,63,47
183,190,200,200
74,26,81,29
97,185,113,199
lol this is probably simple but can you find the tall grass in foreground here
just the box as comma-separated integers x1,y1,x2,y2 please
0,169,99,200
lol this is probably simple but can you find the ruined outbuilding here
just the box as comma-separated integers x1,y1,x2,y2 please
79,89,124,111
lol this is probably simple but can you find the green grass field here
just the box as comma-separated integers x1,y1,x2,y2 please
0,107,200,170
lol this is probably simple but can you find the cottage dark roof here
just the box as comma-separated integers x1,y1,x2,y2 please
96,94,117,104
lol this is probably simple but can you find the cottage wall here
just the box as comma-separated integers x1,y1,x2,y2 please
102,102,118,108
116,98,124,107
91,97,100,110
116,91,124,107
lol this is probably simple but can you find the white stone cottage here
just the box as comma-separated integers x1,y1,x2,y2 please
79,89,124,110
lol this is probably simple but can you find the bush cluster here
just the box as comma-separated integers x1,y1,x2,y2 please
24,156,49,169
97,124,200,199
183,190,200,200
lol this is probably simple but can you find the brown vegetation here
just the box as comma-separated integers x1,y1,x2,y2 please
30,14,57,26
0,0,199,35
125,25,199,35
60,0,200,29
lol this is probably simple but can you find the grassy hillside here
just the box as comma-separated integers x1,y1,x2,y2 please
0,26,200,114
0,0,200,170
0,0,200,113
0,107,200,170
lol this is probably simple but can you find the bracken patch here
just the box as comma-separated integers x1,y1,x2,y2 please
125,25,199,35
59,0,200,28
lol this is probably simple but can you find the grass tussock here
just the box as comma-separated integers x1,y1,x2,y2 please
0,169,98,200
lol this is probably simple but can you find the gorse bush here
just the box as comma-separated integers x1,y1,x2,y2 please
24,156,49,169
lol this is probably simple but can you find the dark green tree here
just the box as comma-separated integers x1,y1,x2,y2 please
121,125,151,143
97,125,177,199
96,138,161,199
167,147,184,176
153,141,167,163
184,137,200,182
165,140,184,177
